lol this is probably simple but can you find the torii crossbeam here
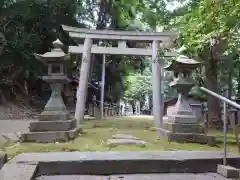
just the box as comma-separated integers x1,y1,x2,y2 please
61,24,177,129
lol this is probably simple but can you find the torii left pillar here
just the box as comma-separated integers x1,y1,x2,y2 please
152,40,163,129
75,38,93,125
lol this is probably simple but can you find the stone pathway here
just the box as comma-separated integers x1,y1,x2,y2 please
0,119,35,146
106,134,146,147
0,116,92,146
36,173,233,180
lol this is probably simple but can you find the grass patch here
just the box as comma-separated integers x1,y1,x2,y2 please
0,116,239,159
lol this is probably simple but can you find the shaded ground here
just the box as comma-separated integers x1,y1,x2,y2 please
0,120,35,133
0,101,38,120
36,173,232,180
0,116,239,158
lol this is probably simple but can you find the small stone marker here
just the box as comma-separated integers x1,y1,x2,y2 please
2,132,21,142
107,134,146,147
0,136,7,146
217,164,240,178
0,153,7,169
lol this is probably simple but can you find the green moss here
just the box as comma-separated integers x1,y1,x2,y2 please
1,116,238,159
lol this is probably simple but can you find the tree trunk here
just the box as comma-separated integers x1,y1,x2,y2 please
204,46,222,129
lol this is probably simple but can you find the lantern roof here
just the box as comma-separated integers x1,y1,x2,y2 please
165,55,201,71
34,39,69,63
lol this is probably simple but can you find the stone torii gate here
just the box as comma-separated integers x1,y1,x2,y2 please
61,25,176,128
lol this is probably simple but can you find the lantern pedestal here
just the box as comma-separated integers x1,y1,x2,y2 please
158,95,215,145
21,40,82,143
39,76,68,121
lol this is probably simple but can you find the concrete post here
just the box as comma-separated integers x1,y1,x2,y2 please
75,38,93,125
151,40,162,128
94,105,101,119
101,54,106,120
104,107,108,117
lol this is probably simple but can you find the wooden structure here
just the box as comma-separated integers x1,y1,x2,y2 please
61,25,176,127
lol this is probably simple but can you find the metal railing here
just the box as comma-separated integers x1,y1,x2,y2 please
200,87,240,166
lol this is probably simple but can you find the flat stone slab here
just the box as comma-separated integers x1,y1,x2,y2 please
9,151,240,175
112,134,140,140
107,139,146,147
0,163,38,180
36,173,233,180
84,116,96,120
11,151,240,163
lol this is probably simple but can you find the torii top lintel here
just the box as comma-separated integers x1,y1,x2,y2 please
62,25,175,42
61,25,177,56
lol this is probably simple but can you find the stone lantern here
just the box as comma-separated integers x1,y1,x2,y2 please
21,39,81,143
157,55,215,145
35,39,68,120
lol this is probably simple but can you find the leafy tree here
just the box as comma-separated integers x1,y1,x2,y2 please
172,0,240,126
0,0,81,104
0,0,155,107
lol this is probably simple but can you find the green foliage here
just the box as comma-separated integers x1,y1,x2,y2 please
175,0,240,55
0,0,80,99
3,0,240,106
123,57,152,103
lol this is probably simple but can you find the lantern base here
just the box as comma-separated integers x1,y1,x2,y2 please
29,119,77,132
157,127,215,146
162,121,204,134
21,125,82,143
39,111,69,121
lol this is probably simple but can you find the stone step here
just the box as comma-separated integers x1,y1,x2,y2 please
21,126,82,143
29,119,76,132
9,151,240,175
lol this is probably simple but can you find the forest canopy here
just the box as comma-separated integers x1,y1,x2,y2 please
0,0,239,124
